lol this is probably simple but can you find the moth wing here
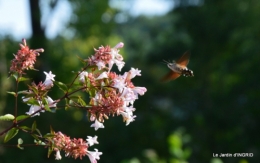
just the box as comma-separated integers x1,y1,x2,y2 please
160,71,181,82
177,51,190,66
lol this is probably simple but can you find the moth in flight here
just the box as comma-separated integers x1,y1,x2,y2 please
161,51,194,82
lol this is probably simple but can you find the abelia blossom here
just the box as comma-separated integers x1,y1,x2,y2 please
86,68,146,127
90,120,105,131
26,104,42,116
119,111,137,126
95,71,108,80
87,149,102,163
7,40,148,163
47,132,101,162
86,136,99,146
79,71,88,83
87,42,125,71
109,48,125,71
43,71,56,89
25,96,56,117
46,96,56,108
55,150,62,160
129,68,141,79
10,39,44,74
82,43,147,127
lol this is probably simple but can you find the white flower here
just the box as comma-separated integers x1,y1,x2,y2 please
114,59,125,71
43,71,55,89
90,120,105,131
79,71,88,83
96,72,108,80
25,96,56,117
87,149,102,163
26,105,42,117
129,68,141,79
90,114,96,121
111,49,123,61
55,150,62,160
109,48,125,71
92,93,102,105
96,61,106,70
133,87,147,96
46,96,56,107
120,111,136,126
86,136,99,146
121,88,137,105
22,96,30,102
124,105,136,114
44,71,55,81
113,78,126,93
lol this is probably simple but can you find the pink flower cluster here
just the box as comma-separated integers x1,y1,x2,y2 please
10,39,44,74
87,42,125,71
79,42,147,130
8,40,147,163
48,132,101,162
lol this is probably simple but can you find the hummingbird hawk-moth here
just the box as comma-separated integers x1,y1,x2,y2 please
161,51,194,82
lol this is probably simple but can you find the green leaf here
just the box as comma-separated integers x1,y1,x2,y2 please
76,55,85,63
50,126,55,135
18,77,30,82
65,98,69,110
89,88,96,97
17,90,31,95
47,146,53,158
29,86,38,94
17,145,24,150
6,91,16,96
35,129,42,137
19,126,31,131
69,95,80,100
16,115,29,121
68,83,82,92
49,107,56,113
43,133,55,139
25,98,39,106
4,128,19,143
78,96,87,106
44,104,51,112
31,134,39,140
87,78,91,89
0,114,15,121
42,98,51,112
31,121,37,132
86,111,91,121
11,73,18,80
54,81,68,92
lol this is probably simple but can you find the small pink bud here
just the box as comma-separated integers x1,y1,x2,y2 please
22,38,27,46
37,48,44,53
114,42,124,49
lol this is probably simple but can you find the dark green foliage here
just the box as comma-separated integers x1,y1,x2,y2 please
1,0,260,163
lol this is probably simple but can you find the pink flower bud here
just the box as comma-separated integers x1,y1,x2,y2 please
114,42,124,49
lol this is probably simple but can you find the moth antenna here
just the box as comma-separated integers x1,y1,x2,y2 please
162,60,170,64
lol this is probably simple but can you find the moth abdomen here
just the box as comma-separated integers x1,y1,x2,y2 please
182,69,194,77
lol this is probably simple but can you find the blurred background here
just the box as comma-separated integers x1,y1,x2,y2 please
0,0,260,163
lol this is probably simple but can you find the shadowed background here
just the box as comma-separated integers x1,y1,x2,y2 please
0,0,259,163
